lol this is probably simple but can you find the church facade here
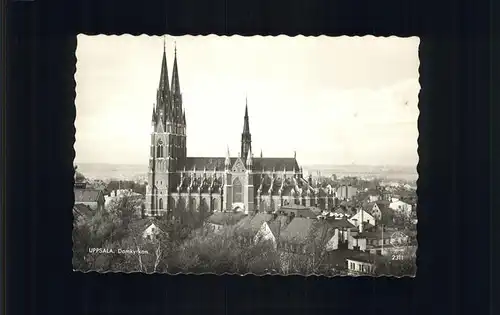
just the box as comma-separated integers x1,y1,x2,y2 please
145,43,336,219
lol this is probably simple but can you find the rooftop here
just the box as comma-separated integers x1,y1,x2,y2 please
206,212,247,226
74,188,103,203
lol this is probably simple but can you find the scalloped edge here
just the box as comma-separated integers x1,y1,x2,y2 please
72,34,420,278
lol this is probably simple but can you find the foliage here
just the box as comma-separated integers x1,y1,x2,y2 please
279,221,333,275
73,195,149,271
168,226,281,274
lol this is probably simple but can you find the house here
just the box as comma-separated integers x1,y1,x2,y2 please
143,222,163,241
346,252,388,275
365,201,394,225
349,227,417,257
74,188,105,212
324,217,356,249
128,218,164,241
351,229,392,254
205,211,247,233
389,200,413,216
348,209,376,227
235,212,281,245
254,215,291,249
336,185,358,201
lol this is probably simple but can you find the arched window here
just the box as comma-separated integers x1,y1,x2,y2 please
159,198,163,209
233,178,243,203
157,140,164,158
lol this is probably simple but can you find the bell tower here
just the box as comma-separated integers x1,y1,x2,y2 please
145,38,186,217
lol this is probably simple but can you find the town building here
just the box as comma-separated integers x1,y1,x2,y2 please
389,200,413,216
74,165,105,212
335,185,358,201
348,208,376,227
74,187,105,212
346,252,387,275
364,200,394,225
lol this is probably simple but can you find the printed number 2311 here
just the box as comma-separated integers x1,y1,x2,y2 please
392,254,404,260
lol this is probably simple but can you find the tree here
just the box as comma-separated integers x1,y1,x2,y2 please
279,221,334,275
168,226,280,274
72,195,144,271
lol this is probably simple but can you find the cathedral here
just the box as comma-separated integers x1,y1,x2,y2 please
145,42,337,219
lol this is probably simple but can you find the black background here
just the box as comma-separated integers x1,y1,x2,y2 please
4,0,494,314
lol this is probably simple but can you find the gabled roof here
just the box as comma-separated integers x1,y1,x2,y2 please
235,212,274,237
279,217,335,245
74,188,103,203
279,217,316,244
326,217,356,229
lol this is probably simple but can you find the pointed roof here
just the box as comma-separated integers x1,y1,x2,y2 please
171,43,181,96
242,98,250,134
158,39,170,94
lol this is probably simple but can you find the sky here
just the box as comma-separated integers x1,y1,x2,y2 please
75,35,420,166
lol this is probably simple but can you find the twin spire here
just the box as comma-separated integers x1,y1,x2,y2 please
153,37,184,126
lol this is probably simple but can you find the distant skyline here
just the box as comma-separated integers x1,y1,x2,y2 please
75,35,420,166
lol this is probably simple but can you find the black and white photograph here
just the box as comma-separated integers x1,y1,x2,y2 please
73,35,419,276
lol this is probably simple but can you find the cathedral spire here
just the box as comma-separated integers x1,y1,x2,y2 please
171,42,181,96
158,37,170,95
170,41,183,124
243,97,250,134
241,97,252,161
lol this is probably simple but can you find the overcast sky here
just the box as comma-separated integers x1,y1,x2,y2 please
75,35,420,166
